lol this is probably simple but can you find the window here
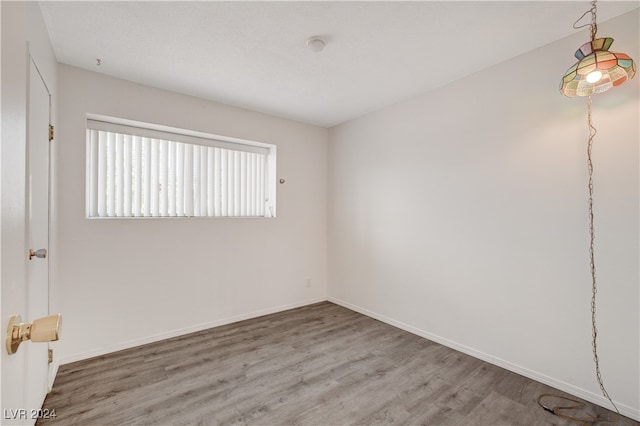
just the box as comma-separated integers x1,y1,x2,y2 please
86,116,276,218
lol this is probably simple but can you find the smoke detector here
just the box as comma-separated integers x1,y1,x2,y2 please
306,36,326,53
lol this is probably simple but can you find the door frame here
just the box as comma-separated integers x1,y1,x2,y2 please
25,53,54,408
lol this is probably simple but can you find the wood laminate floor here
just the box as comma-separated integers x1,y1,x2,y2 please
39,302,637,426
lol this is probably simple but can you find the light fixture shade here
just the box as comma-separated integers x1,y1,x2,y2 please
560,37,636,97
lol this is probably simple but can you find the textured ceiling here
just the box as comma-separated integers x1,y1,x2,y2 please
39,1,639,127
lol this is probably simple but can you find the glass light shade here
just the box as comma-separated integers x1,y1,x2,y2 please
560,37,636,97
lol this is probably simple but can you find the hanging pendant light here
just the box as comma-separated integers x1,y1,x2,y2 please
559,2,636,96
538,1,636,421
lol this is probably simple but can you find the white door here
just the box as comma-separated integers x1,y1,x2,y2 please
24,56,52,414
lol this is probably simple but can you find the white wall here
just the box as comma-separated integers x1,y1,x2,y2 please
1,1,58,422
55,65,328,362
328,10,639,420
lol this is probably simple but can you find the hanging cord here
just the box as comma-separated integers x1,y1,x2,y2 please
538,97,620,426
539,1,621,422
575,5,619,414
586,95,620,418
573,0,598,42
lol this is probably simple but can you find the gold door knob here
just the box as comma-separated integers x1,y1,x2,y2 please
30,314,61,342
6,313,61,354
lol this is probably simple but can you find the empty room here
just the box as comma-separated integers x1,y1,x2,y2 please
1,1,638,425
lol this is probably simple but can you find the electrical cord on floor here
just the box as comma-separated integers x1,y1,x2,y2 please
536,393,618,425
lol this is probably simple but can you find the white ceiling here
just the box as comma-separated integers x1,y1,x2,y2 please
39,1,639,127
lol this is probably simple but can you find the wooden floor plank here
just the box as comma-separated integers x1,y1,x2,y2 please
38,302,638,425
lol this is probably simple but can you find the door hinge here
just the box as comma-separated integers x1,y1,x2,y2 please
48,348,53,364
48,125,54,142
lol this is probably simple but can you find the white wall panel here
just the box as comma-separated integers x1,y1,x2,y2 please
55,65,328,363
328,10,639,420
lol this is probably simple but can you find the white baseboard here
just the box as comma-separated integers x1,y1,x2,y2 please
48,358,59,391
328,296,640,422
59,297,326,365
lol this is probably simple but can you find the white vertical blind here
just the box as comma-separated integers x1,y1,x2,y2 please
193,144,201,216
123,134,132,215
142,137,151,217
86,128,271,218
183,143,194,216
159,140,168,216
150,138,159,216
167,141,176,216
214,148,222,217
200,147,208,217
207,148,215,216
114,134,124,216
132,136,142,217
87,130,99,218
106,132,116,217
176,142,185,217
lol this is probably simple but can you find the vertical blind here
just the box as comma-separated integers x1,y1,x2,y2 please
86,125,273,218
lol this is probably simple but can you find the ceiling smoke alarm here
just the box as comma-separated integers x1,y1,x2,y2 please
306,36,326,53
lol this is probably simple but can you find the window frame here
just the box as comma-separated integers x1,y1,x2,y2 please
85,114,277,219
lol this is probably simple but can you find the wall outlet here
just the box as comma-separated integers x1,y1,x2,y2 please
305,278,312,288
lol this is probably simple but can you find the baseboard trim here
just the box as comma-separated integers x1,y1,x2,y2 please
59,297,327,365
328,296,640,422
48,358,59,391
